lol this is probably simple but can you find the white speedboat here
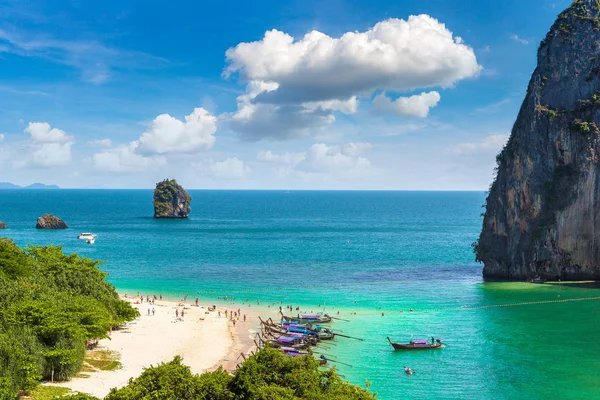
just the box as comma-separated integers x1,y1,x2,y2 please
78,233,97,240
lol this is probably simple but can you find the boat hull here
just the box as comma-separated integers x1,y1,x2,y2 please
387,337,442,350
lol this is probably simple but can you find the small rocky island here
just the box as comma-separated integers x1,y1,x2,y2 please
36,214,68,229
0,221,6,229
153,179,191,218
475,0,600,280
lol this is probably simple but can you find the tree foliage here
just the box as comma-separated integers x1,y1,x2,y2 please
102,348,376,400
0,239,139,399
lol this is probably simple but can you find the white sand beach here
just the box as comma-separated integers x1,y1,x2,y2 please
49,298,255,398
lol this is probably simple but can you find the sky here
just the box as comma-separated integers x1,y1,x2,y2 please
0,0,572,189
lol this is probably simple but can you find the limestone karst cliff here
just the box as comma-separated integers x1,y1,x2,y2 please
153,179,192,219
476,0,600,280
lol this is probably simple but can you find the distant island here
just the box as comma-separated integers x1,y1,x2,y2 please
0,182,60,189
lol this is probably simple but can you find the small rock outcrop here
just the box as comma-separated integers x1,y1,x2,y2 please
0,221,6,229
153,179,191,219
476,0,600,280
36,214,68,229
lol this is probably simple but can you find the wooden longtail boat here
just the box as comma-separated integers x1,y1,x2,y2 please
387,337,442,350
282,313,332,324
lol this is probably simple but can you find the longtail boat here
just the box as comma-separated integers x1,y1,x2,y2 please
387,337,442,350
282,313,332,324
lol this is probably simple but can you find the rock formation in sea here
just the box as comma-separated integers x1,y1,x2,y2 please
36,214,68,229
476,0,600,280
153,179,192,218
0,221,6,229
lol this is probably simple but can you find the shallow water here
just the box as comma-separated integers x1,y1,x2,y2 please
1,189,598,399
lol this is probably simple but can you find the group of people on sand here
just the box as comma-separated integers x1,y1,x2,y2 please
217,308,247,326
126,293,163,305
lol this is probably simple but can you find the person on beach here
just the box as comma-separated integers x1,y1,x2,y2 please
176,309,179,318
152,308,155,316
218,311,221,317
148,308,150,316
196,298,199,306
160,294,162,300
233,319,236,326
182,309,185,318
244,314,247,322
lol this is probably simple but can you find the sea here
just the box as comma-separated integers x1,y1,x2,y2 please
1,190,599,400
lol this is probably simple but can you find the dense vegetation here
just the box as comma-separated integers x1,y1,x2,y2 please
0,239,139,399
59,348,376,400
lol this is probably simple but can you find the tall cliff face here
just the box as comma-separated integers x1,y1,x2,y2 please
476,0,600,280
153,179,192,219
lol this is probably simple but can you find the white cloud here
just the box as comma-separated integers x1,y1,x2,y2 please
225,15,481,104
24,122,73,143
138,108,217,154
224,15,480,139
0,134,4,141
257,150,305,166
227,82,334,141
303,97,358,114
16,122,75,167
88,138,112,147
258,142,372,180
510,35,529,45
29,142,73,167
194,157,251,180
92,141,166,172
446,134,508,156
372,91,441,118
305,143,372,172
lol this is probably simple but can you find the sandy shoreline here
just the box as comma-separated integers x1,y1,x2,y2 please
49,297,261,398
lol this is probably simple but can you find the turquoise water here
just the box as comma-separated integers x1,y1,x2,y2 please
1,190,599,399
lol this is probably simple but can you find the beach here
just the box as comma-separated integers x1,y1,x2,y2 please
49,297,258,398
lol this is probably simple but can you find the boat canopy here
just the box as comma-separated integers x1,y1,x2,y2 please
301,314,320,319
287,327,313,334
410,340,429,344
277,337,297,343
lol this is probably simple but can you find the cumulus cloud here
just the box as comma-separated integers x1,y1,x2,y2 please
305,143,372,172
257,150,305,166
224,15,480,139
225,15,481,104
138,108,217,154
17,122,74,167
258,142,372,179
228,81,334,141
372,91,441,118
88,138,112,147
446,134,508,156
92,141,166,172
29,142,73,167
25,122,73,143
194,157,251,180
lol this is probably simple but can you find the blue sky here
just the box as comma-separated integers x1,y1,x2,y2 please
0,0,572,189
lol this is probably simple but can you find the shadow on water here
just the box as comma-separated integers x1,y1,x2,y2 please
546,281,600,289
